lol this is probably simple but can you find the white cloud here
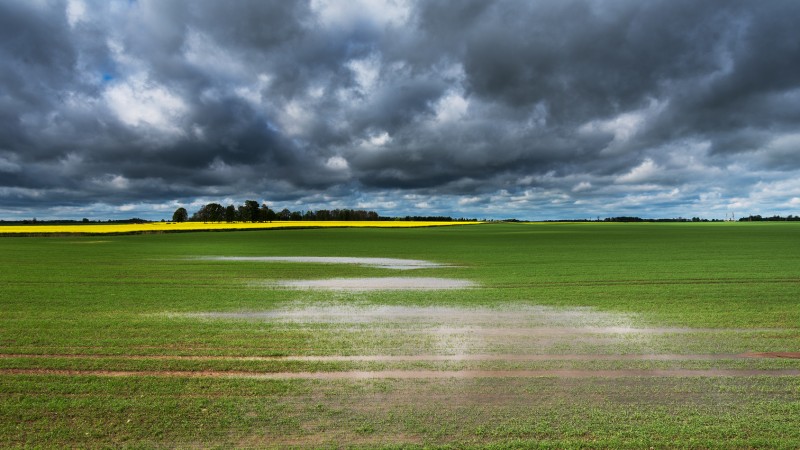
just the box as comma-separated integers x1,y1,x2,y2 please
368,131,392,146
234,73,272,106
608,188,682,209
93,174,130,190
279,100,312,136
0,187,44,200
104,74,187,135
434,91,469,123
457,196,483,206
615,158,660,184
183,31,246,78
325,156,350,171
753,132,800,168
0,156,21,173
66,0,87,27
572,181,592,192
347,54,382,95
356,199,397,210
351,131,392,154
727,177,800,213
580,99,666,155
311,0,411,29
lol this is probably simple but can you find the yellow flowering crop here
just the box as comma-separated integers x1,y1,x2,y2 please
0,221,480,235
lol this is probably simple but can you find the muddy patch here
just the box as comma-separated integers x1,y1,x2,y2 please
744,352,800,359
199,256,449,270
272,277,476,291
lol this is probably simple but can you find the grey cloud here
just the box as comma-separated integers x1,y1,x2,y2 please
1,0,800,220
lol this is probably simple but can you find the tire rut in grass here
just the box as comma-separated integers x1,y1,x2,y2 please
0,353,770,362
3,368,800,379
743,352,800,359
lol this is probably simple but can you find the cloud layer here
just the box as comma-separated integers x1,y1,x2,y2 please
2,0,800,220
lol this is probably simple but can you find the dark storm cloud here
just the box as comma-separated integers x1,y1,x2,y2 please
2,0,800,220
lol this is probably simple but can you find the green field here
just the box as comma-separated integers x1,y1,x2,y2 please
1,223,799,448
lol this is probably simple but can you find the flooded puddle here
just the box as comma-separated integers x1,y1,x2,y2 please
272,277,476,291
175,303,799,359
180,303,646,355
187,304,633,327
199,256,449,270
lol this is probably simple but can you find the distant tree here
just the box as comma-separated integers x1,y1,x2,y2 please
192,203,225,222
278,208,291,220
172,207,189,222
261,204,277,222
225,205,237,223
241,200,260,222
264,205,278,222
315,210,329,221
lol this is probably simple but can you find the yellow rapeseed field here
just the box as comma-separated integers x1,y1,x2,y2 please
0,221,479,235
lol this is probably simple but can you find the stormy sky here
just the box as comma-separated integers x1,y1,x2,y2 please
2,0,800,220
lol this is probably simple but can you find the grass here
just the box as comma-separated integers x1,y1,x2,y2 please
1,222,799,447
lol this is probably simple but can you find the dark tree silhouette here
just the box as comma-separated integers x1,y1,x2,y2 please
225,205,237,223
239,200,260,222
172,207,188,222
193,203,225,222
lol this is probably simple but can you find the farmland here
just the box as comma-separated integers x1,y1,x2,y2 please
1,222,799,448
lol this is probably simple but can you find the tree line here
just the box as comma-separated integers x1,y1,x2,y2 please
172,200,383,223
738,215,800,222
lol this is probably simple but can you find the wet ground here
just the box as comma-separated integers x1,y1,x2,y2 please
198,256,451,270
23,256,796,381
273,277,476,290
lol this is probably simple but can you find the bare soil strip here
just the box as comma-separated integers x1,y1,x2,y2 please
514,278,800,287
0,353,762,362
744,352,800,359
200,256,449,270
415,326,789,334
3,368,799,379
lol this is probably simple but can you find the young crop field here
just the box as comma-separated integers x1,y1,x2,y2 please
1,222,799,448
